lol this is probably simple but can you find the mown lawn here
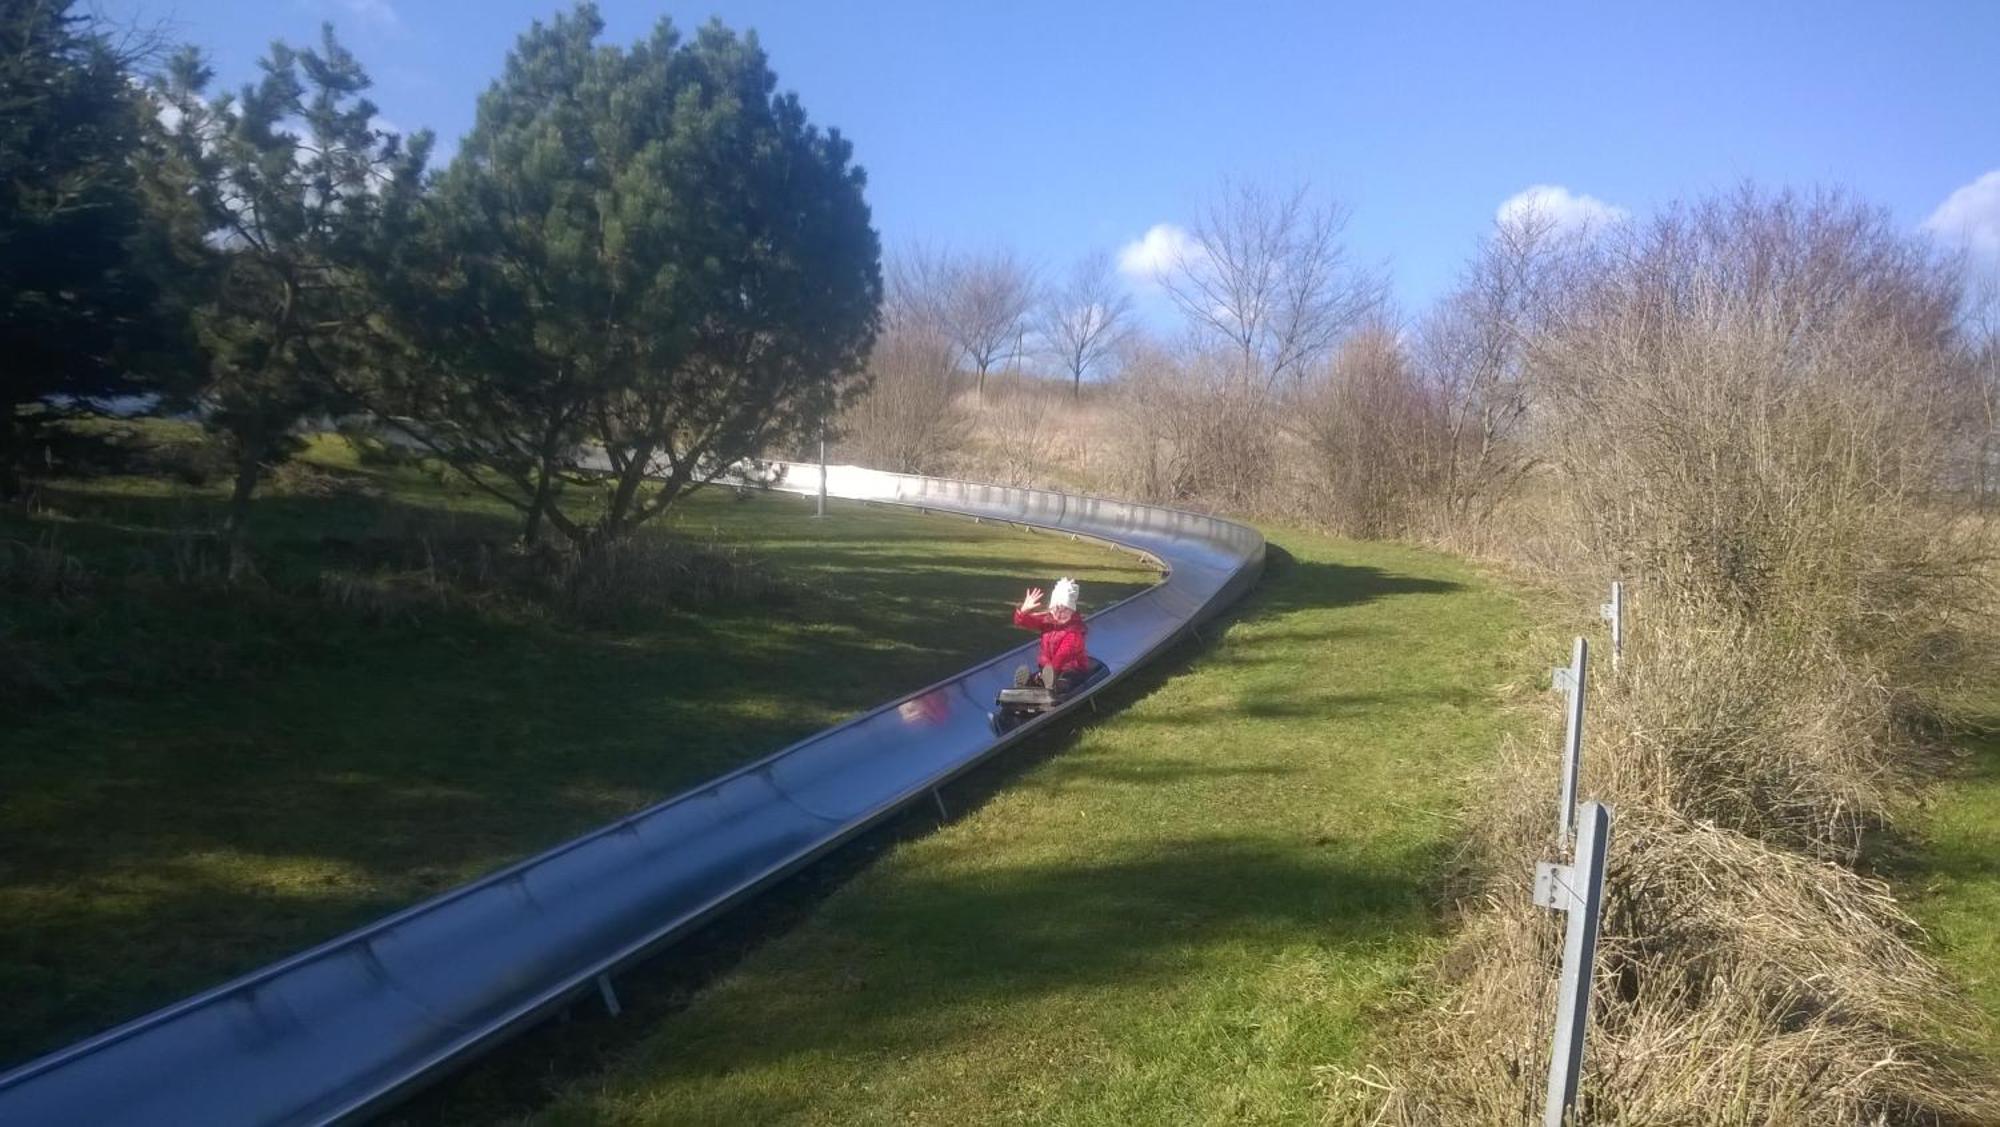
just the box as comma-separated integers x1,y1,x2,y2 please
0,436,1153,1068
470,531,1532,1126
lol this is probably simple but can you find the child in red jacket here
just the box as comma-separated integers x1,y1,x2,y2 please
1013,577,1088,693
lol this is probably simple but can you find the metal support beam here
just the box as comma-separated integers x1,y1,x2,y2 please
814,420,828,518
595,974,622,1018
1599,581,1623,673
1553,636,1588,849
932,788,949,821
1536,801,1613,1127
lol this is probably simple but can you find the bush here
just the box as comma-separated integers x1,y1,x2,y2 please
546,532,796,626
1288,326,1446,538
0,536,91,600
308,529,795,628
841,327,970,475
1106,346,1278,512
136,429,233,488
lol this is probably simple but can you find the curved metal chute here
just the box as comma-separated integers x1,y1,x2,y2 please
0,464,1264,1127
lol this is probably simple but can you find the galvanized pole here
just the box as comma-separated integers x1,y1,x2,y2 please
815,417,828,519
1600,581,1623,673
1534,800,1613,1127
1553,636,1588,849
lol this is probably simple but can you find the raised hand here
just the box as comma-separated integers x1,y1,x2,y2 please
1020,587,1044,612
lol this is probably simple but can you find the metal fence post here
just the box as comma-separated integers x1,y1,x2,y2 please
814,419,828,518
1532,800,1613,1127
1599,581,1623,672
1551,636,1589,849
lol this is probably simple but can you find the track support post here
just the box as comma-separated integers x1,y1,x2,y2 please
1599,581,1623,673
1533,801,1613,1127
1551,636,1588,849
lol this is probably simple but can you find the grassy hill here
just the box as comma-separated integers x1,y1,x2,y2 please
0,431,1153,1068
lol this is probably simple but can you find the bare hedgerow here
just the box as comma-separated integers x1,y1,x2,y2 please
1344,188,2000,1125
1536,187,1990,662
1286,323,1446,539
841,325,970,475
1107,341,1278,511
1412,208,1582,545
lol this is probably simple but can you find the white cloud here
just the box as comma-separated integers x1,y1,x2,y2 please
1922,170,2000,262
1496,184,1628,234
1117,223,1198,282
337,0,400,31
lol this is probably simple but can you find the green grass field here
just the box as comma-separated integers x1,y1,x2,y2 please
411,532,1532,1126
1901,707,2000,1061
0,437,1153,1068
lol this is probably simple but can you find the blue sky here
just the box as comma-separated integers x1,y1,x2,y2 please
109,0,2000,319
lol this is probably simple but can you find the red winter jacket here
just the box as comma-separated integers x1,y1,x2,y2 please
1013,608,1090,672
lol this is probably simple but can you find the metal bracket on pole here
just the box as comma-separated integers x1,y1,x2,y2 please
1599,581,1623,672
1555,636,1588,850
596,973,622,1018
1535,801,1613,1127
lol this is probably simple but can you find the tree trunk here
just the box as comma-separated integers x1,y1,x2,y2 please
223,434,264,579
0,413,24,501
524,457,553,545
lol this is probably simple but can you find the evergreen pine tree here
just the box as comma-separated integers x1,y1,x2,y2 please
385,4,880,548
148,26,428,564
0,0,163,495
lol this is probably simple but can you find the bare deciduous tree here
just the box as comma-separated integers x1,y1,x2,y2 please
1535,186,1975,623
885,242,954,338
1109,339,1276,510
1292,322,1444,537
943,249,1036,401
1156,180,1383,387
983,374,1059,486
843,327,967,474
1965,265,2000,504
1415,206,1576,529
1040,250,1133,399
841,246,970,473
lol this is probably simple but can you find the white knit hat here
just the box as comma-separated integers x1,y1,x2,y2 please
1050,577,1079,612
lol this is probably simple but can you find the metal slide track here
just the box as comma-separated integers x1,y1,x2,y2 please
0,464,1265,1126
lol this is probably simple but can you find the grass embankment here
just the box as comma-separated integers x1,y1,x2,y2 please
466,533,1531,1126
0,433,1152,1068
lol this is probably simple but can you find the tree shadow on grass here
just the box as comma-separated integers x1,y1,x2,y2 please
1870,715,2000,888
394,829,1437,1126
1235,544,1462,624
